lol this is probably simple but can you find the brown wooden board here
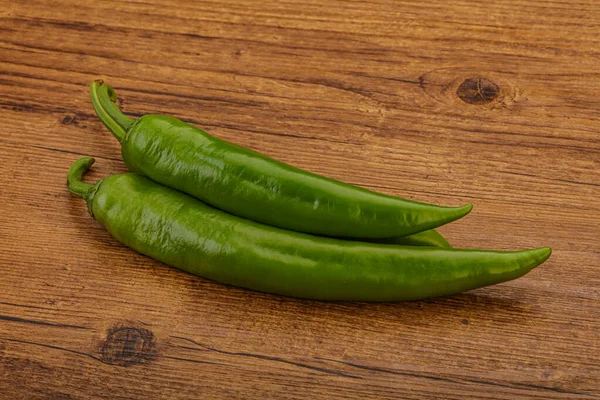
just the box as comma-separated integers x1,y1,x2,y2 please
1,1,599,398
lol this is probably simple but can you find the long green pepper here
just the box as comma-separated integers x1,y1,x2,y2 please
377,229,451,248
68,158,551,302
90,81,472,239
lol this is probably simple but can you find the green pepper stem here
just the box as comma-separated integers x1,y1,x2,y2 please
67,157,96,200
90,80,135,142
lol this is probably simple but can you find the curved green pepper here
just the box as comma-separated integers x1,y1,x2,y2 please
68,157,550,302
372,229,451,248
90,81,472,239
340,229,451,248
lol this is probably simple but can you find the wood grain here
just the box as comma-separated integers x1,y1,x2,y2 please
1,0,599,398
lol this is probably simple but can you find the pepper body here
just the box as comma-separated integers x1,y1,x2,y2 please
68,158,550,302
121,114,471,238
91,81,472,239
371,229,451,248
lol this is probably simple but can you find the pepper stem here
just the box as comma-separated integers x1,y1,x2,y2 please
90,80,135,142
67,157,96,200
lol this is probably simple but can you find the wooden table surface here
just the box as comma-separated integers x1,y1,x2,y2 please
1,1,599,398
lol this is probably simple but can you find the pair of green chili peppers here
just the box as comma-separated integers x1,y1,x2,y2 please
67,80,551,302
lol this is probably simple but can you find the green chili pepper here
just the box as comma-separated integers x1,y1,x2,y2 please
90,81,472,239
372,229,451,248
340,229,451,248
68,157,551,302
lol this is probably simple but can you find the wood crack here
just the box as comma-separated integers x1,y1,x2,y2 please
0,315,89,330
170,335,361,379
0,139,122,162
317,357,600,398
1,337,102,363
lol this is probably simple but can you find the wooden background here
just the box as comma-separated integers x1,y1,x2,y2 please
1,0,599,398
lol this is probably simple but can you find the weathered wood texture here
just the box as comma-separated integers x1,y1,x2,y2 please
1,0,599,398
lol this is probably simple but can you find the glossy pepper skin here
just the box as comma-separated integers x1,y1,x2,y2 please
90,81,472,239
67,157,551,302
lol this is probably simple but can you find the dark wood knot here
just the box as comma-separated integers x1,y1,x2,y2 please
61,115,78,125
101,326,156,366
456,77,500,105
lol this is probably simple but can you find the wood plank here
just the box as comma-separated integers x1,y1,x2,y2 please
0,0,598,398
